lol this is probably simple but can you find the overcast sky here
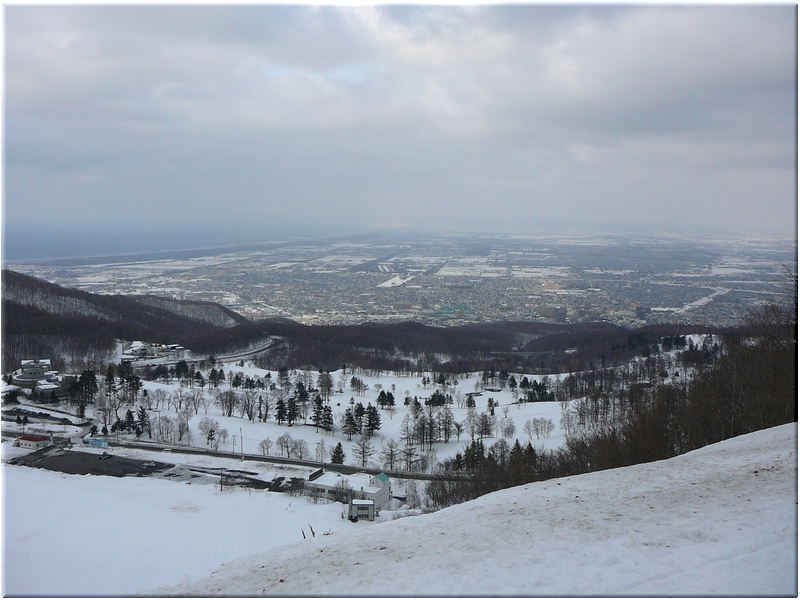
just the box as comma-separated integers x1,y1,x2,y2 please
3,5,796,258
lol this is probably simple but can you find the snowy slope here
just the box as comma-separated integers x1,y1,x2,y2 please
157,424,798,597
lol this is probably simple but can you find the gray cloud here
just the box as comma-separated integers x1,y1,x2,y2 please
4,5,796,245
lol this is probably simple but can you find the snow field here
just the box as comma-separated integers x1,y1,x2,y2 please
2,460,350,596
156,423,798,597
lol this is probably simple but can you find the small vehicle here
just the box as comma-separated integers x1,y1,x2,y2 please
98,452,112,460
142,461,156,467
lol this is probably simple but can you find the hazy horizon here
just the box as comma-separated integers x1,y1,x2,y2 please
4,5,797,260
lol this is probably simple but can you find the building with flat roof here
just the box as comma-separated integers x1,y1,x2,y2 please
304,471,392,509
16,435,50,450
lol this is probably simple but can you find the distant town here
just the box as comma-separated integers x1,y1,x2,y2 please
7,233,795,329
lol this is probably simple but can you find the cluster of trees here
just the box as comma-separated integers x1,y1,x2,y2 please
341,401,381,440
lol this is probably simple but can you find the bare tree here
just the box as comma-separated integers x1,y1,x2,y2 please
332,478,354,504
380,438,401,471
177,408,193,445
276,433,293,457
214,428,228,451
150,388,167,411
292,438,310,460
217,389,238,417
258,437,273,456
189,389,204,415
199,392,214,415
197,417,220,446
523,419,534,441
352,435,376,468
240,389,257,422
315,439,327,463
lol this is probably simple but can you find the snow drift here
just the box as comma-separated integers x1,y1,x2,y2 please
156,424,797,597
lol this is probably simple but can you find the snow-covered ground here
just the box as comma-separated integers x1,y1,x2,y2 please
151,423,797,597
142,364,570,464
2,453,352,596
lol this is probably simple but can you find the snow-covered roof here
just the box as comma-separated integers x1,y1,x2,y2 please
351,499,373,506
21,359,51,367
308,471,380,494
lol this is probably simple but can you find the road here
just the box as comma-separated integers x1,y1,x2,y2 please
112,438,462,482
130,337,283,368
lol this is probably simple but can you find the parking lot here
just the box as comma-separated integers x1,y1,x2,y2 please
10,447,171,477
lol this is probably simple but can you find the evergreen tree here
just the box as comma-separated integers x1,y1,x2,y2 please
353,402,366,433
287,397,298,426
137,406,151,438
312,396,324,431
77,403,86,421
276,398,287,425
124,409,136,432
321,405,334,432
365,403,381,437
78,370,98,404
343,408,358,441
330,442,345,464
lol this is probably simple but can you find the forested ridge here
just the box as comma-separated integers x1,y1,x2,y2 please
1,269,738,379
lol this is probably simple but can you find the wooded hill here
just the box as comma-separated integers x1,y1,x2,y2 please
1,270,247,371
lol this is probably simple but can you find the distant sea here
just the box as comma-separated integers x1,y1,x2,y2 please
1,222,335,265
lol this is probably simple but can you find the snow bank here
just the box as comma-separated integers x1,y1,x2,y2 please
156,424,798,597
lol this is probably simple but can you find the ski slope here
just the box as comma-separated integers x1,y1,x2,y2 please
156,423,798,597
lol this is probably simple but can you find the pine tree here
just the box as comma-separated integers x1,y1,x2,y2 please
287,397,297,426
137,406,151,438
321,405,334,433
354,402,366,433
343,408,358,441
330,442,345,464
124,409,136,432
312,396,324,432
365,403,381,437
276,399,287,425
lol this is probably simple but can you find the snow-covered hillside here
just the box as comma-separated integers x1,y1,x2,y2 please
156,424,798,597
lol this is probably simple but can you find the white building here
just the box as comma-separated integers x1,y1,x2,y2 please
11,359,56,388
125,341,153,358
16,435,50,450
304,471,392,509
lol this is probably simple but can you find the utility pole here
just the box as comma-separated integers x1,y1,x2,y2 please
240,427,244,461
232,435,236,455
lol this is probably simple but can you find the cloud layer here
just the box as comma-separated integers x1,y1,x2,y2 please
4,5,796,241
